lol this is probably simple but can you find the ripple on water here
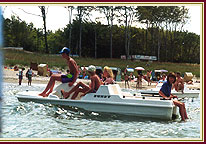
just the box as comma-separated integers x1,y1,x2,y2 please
1,82,201,138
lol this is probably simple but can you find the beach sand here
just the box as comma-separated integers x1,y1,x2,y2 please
2,67,200,90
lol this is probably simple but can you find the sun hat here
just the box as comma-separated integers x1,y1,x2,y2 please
88,65,96,72
59,47,70,54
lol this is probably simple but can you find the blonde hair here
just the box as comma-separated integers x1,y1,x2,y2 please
103,66,114,78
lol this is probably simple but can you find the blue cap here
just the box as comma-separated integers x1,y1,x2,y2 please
59,47,70,54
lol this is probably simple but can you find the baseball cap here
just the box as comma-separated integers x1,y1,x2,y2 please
88,65,96,72
59,47,70,54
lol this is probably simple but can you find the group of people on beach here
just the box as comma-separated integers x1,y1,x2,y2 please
124,69,185,94
39,47,188,121
17,67,34,86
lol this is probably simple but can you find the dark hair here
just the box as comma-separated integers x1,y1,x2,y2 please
167,72,176,83
176,72,181,75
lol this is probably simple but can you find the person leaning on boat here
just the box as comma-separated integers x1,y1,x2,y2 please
61,65,102,99
39,47,78,97
159,72,188,121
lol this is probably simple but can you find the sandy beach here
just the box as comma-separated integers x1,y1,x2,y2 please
2,67,200,90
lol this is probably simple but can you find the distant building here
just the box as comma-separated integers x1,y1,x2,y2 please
121,55,157,61
2,47,23,50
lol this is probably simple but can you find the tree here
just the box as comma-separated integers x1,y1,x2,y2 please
97,6,116,58
39,6,49,54
65,6,74,50
116,6,137,59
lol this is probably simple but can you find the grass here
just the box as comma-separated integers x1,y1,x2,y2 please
1,49,201,77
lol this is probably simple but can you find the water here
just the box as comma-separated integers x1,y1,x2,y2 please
1,82,201,138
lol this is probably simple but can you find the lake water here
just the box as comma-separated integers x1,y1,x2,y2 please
1,82,201,139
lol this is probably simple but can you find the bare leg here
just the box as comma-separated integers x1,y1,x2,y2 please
19,79,22,85
71,87,90,99
62,82,89,99
62,82,83,98
39,74,62,97
46,82,55,96
173,100,186,121
182,103,188,119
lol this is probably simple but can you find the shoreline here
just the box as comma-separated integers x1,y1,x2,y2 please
3,68,200,90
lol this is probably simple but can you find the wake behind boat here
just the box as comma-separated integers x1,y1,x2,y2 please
17,84,178,120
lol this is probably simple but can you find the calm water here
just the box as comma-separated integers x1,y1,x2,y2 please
1,82,201,139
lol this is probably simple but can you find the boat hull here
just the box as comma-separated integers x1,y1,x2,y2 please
17,90,176,120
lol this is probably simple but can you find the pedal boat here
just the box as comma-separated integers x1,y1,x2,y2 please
17,84,178,120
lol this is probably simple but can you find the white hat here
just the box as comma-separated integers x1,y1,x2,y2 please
88,65,96,72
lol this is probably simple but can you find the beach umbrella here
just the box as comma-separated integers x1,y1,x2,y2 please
81,67,88,71
155,69,168,73
126,68,134,72
135,67,145,71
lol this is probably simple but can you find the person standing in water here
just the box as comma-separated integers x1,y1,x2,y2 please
159,72,188,121
39,47,78,97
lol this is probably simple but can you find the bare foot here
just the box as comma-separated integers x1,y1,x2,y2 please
39,93,47,97
61,89,70,99
181,118,186,122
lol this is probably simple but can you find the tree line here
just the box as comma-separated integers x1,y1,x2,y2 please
3,6,200,64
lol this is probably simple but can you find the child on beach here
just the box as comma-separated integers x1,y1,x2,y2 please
18,68,25,85
26,67,33,86
39,47,78,97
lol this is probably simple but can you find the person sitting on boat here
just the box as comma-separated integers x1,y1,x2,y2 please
39,47,78,97
103,66,115,85
61,65,102,99
174,72,184,93
159,72,188,121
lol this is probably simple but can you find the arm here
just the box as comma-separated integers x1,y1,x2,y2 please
81,77,95,96
159,90,170,100
159,90,177,99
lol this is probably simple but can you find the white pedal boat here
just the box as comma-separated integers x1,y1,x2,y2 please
140,83,199,98
17,84,178,120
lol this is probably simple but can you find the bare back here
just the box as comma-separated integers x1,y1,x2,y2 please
67,58,78,74
176,77,184,84
90,74,102,91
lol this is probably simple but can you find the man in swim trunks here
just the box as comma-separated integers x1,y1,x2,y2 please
61,65,102,99
39,47,78,97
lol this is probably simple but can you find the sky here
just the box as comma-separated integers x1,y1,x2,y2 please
1,5,202,35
